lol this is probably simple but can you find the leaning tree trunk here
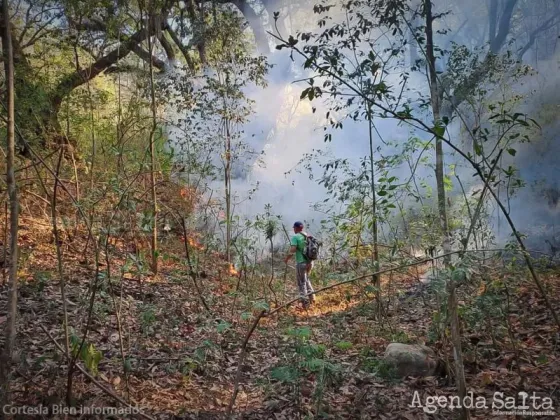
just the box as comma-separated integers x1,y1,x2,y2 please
424,1,469,419
0,0,20,408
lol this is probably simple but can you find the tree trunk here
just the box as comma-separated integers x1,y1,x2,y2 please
147,1,159,274
187,0,206,65
424,1,469,419
0,0,20,408
224,117,232,263
367,106,381,318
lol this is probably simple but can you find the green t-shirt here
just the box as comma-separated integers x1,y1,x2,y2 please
291,233,307,264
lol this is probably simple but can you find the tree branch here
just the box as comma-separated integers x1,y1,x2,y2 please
157,31,176,61
131,43,166,70
490,0,518,53
231,0,270,53
442,0,520,116
166,25,195,70
20,11,62,49
488,0,498,46
186,0,206,64
52,25,155,107
66,16,107,33
104,63,151,76
517,11,560,60
261,0,287,38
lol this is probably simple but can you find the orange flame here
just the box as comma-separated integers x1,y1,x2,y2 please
228,263,238,276
185,237,204,250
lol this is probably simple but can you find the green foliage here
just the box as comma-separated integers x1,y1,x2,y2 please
32,271,52,295
335,341,353,351
139,304,157,335
270,365,299,383
358,348,397,380
70,333,103,376
270,326,341,413
216,320,231,334
360,357,397,379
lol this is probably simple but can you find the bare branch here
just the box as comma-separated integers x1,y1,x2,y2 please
517,10,560,60
67,16,107,33
21,12,63,49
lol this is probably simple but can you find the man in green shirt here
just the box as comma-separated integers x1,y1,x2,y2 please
284,221,315,308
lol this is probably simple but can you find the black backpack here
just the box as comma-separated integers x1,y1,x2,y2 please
300,232,321,261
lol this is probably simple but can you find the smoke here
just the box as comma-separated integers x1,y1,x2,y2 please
164,0,560,252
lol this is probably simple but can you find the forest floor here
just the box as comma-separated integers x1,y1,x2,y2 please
1,215,559,419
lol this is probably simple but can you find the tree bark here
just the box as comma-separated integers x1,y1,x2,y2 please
147,2,159,275
424,1,469,419
488,0,498,47
0,0,20,409
187,0,206,65
224,116,232,263
166,26,195,70
490,0,519,53
367,106,381,317
232,0,270,53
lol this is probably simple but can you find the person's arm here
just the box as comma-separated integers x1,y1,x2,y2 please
285,236,297,263
284,245,296,263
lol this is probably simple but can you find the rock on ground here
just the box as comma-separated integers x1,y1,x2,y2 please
383,343,439,378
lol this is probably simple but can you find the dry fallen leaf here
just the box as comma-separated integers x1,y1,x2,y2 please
481,371,493,385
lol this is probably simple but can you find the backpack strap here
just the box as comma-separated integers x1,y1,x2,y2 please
298,232,310,261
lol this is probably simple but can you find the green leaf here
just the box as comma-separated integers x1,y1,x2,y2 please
84,343,102,376
271,366,298,383
474,143,483,156
536,354,548,365
216,320,231,333
507,148,517,156
124,358,133,373
433,125,445,139
528,118,541,129
335,341,353,351
253,300,270,311
365,285,379,293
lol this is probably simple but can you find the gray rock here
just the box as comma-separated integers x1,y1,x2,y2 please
383,343,439,378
